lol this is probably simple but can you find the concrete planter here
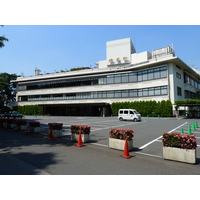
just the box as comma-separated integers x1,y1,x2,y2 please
109,138,133,151
48,129,62,137
17,125,27,131
71,133,90,143
30,127,40,133
163,146,196,164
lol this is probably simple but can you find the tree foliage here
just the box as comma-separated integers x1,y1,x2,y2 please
0,26,9,48
0,73,17,110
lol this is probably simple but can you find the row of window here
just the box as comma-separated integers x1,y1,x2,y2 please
184,72,200,89
18,66,167,91
19,86,168,102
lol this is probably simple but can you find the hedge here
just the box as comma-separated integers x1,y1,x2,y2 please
14,105,45,115
111,100,173,117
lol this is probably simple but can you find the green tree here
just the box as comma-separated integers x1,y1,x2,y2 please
0,73,17,111
0,26,9,48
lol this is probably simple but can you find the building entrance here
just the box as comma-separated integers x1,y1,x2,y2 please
44,104,111,117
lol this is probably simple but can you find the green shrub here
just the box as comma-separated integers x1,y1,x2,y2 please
111,100,172,117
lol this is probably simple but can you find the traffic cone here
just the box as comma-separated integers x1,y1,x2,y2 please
121,138,131,159
180,128,184,134
187,124,192,135
76,131,83,147
192,122,196,131
25,124,31,135
48,128,54,140
195,121,199,128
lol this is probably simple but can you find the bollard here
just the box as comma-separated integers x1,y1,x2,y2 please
180,128,184,134
187,124,192,135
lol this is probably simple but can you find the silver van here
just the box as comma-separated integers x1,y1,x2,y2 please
118,109,141,122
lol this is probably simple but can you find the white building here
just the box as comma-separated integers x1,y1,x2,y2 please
13,38,200,116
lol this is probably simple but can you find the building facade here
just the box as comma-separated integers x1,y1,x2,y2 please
13,38,200,116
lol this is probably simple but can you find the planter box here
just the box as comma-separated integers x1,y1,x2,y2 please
109,138,133,151
8,123,16,129
48,129,62,137
17,125,27,131
163,146,196,164
30,127,40,133
71,133,90,143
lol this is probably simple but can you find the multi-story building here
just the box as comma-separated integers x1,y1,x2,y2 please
13,38,200,116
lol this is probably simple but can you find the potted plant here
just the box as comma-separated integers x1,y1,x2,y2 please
109,128,134,151
71,125,90,143
15,119,27,131
7,118,16,129
29,121,40,133
162,133,197,164
48,123,63,137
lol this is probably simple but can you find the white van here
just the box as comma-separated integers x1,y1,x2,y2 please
118,109,141,122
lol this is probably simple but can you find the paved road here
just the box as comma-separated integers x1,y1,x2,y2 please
0,116,199,175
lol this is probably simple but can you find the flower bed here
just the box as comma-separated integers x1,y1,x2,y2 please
29,121,40,127
109,128,134,140
109,128,134,151
48,123,63,130
15,119,27,125
71,125,90,143
48,123,63,137
162,133,197,150
162,133,197,164
71,125,91,134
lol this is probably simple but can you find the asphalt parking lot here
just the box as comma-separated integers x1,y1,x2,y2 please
26,115,200,156
0,116,200,175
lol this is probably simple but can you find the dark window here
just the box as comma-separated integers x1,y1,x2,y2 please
177,87,182,96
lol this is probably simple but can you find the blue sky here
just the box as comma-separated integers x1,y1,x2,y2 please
1,25,200,76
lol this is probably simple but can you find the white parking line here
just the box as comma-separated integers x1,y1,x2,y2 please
135,152,162,158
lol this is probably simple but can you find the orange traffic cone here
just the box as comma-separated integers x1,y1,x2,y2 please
25,124,31,135
76,131,83,147
48,128,54,140
121,138,131,159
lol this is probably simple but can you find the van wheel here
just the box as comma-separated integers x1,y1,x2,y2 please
133,118,137,122
119,117,123,121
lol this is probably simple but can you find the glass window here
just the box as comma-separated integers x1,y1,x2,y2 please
149,88,154,96
122,90,129,97
155,87,161,95
115,91,122,98
129,72,137,82
142,70,148,81
121,74,129,83
107,91,114,98
129,90,137,97
142,88,148,96
114,74,121,83
148,69,154,80
138,71,142,82
124,111,128,114
161,86,168,95
161,70,167,78
154,68,160,79
138,89,142,96
177,87,182,96
107,75,114,84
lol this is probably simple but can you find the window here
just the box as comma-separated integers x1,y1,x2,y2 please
124,111,128,114
114,74,121,83
176,72,181,79
121,74,129,83
177,87,182,96
122,90,129,97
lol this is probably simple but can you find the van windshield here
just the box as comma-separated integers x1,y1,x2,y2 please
134,110,139,114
